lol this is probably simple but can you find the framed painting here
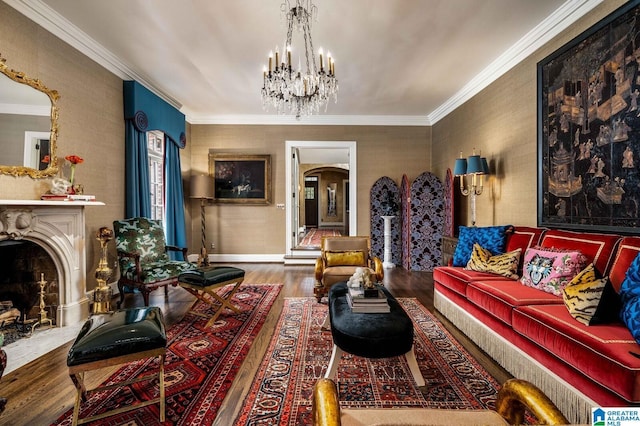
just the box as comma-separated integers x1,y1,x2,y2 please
208,153,271,204
538,0,640,233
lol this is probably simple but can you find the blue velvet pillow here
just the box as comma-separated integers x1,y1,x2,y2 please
619,252,640,343
621,297,640,344
620,252,640,303
452,225,513,267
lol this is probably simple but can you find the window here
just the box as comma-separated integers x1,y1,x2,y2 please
304,175,317,199
147,131,165,222
305,187,315,199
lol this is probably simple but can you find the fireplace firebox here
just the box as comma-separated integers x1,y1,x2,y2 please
0,240,58,329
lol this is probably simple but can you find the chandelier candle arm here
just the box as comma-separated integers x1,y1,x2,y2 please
261,0,338,119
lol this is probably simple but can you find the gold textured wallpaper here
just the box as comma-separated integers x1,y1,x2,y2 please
431,0,628,229
0,0,628,265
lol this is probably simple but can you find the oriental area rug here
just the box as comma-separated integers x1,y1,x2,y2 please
234,297,502,425
52,283,282,426
298,228,342,248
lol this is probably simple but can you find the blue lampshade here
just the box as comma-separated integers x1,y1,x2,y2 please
453,158,467,176
481,157,490,174
466,155,484,174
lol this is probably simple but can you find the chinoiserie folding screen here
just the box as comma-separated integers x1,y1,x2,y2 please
370,173,445,271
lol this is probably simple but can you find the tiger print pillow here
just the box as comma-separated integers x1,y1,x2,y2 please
562,263,608,326
465,243,521,280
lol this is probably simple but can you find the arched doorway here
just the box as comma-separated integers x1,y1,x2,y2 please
285,140,357,260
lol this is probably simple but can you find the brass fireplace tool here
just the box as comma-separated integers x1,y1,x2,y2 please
31,273,53,334
93,227,114,314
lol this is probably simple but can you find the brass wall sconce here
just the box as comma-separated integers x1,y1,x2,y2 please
453,151,490,226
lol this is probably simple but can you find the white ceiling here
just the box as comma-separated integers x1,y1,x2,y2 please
5,0,601,125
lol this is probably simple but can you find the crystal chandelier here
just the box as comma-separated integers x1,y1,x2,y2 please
261,0,338,119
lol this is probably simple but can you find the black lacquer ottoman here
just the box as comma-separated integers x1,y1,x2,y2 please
67,307,167,425
325,282,425,386
178,266,245,327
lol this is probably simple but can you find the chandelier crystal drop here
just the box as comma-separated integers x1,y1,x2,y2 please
261,0,338,119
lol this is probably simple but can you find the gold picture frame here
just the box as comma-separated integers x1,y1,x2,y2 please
208,153,271,204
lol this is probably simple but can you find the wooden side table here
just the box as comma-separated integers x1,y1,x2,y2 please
441,236,458,266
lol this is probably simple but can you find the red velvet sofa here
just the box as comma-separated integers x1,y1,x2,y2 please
433,227,640,424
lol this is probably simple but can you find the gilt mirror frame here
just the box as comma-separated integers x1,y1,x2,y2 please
0,54,59,178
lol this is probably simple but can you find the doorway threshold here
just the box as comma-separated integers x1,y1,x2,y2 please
284,249,320,265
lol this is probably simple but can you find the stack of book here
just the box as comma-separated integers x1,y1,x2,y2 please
346,286,390,313
41,194,96,201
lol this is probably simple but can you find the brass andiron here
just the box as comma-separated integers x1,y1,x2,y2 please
31,273,53,334
93,227,114,314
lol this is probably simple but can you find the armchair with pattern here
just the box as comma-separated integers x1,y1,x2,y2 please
113,217,196,307
314,236,384,302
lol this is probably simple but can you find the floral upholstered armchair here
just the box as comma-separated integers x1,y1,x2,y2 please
113,217,196,308
314,236,383,302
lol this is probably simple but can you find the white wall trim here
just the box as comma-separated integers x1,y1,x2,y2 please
427,0,602,124
188,253,285,263
186,114,431,126
3,0,183,110
5,0,601,126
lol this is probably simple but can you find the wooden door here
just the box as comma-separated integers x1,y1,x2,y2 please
305,180,318,227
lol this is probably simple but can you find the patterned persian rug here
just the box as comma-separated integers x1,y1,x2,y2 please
298,228,341,248
234,297,502,425
52,283,282,426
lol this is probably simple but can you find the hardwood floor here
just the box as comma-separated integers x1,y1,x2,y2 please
0,264,511,425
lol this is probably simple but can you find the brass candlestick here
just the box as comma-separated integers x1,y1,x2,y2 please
93,227,114,314
31,273,53,334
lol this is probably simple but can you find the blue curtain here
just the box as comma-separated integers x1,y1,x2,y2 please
124,120,152,218
123,81,188,253
164,135,188,260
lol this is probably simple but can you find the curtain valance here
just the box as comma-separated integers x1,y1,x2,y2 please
123,81,186,148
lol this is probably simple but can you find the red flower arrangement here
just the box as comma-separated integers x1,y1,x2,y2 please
41,155,50,164
65,155,84,184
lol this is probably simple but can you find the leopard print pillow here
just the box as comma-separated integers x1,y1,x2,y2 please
562,263,608,325
465,243,521,280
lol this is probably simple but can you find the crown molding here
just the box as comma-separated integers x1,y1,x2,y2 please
427,0,602,124
5,0,601,126
2,0,183,110
186,114,431,126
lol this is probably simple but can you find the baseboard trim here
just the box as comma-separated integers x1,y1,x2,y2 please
187,253,288,263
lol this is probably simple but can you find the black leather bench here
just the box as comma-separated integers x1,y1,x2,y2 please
67,307,167,425
178,266,245,327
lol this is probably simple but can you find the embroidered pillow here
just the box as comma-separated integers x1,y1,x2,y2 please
325,250,366,267
465,243,521,280
452,225,513,267
619,252,640,343
562,264,609,325
520,246,587,296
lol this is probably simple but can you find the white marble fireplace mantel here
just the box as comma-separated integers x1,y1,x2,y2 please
0,199,104,326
